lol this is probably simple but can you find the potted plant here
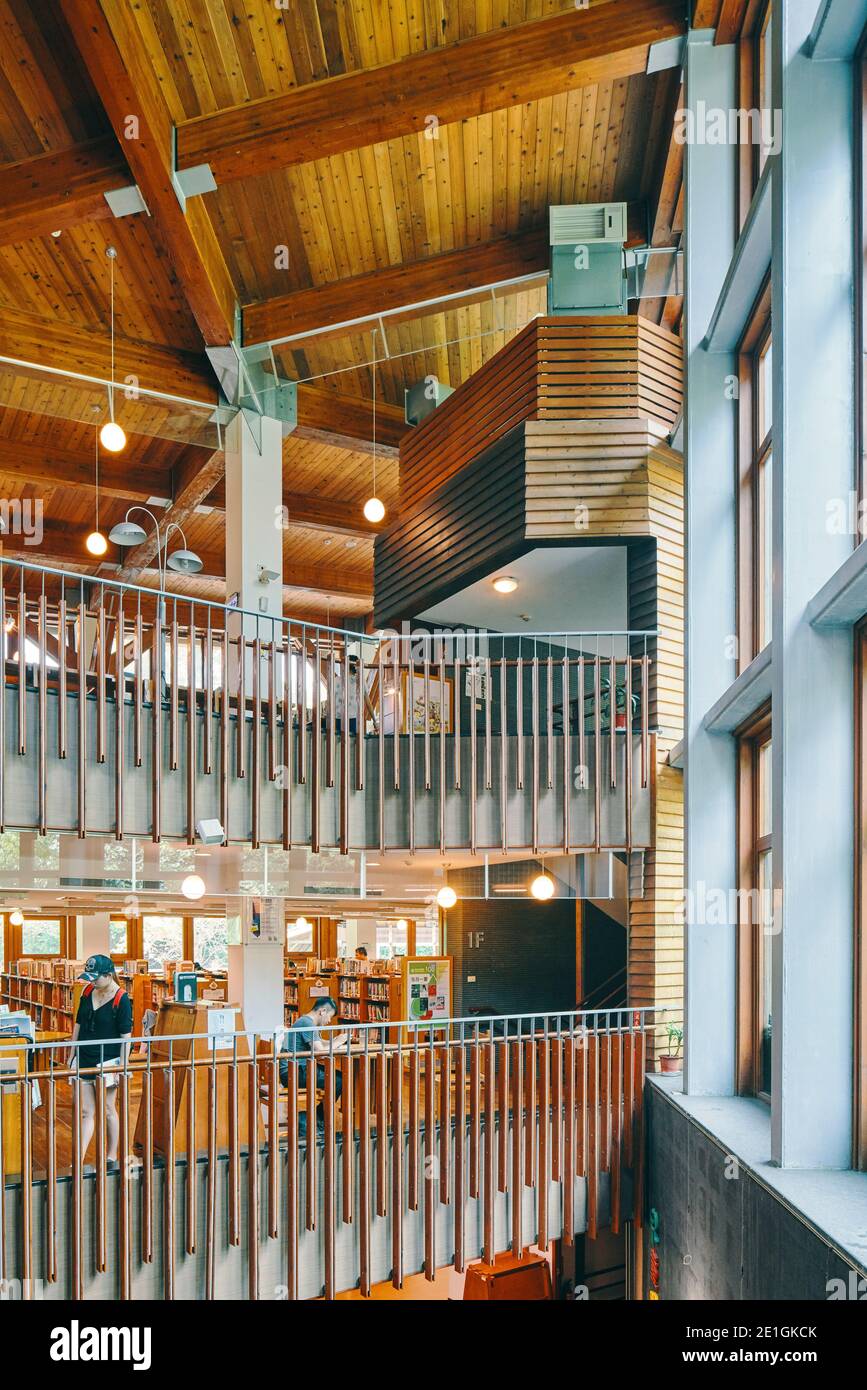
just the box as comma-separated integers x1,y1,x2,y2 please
598,674,640,731
659,1024,683,1074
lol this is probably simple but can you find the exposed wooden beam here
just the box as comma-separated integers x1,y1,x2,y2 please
650,81,684,247
245,209,651,348
0,135,128,247
0,433,171,502
0,304,216,403
244,230,549,347
295,384,406,456
60,0,236,347
176,0,687,186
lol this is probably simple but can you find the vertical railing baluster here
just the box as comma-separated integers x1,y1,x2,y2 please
516,646,524,790
17,582,26,756
169,608,179,771
562,647,570,852
531,649,539,854
204,606,213,775
423,645,432,791
37,589,46,834
609,646,617,791
423,1029,436,1280
484,653,492,791
97,591,106,765
78,596,87,838
310,632,321,853
0,581,5,832
134,602,143,768
453,1024,466,1272
391,1038,404,1290
453,652,462,791
439,646,447,853
546,650,554,790
186,604,196,845
152,602,163,843
115,591,125,839
483,1031,495,1263
251,633,261,849
593,645,602,853
469,656,477,853
58,592,68,760
327,635,336,790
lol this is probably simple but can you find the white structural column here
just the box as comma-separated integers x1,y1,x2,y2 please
227,898,285,1036
771,1,854,1167
76,912,111,960
224,409,285,1034
683,32,740,1095
224,409,284,620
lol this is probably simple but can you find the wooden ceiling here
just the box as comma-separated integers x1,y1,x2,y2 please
0,0,689,622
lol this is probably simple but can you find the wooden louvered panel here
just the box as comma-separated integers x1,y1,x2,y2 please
399,317,682,512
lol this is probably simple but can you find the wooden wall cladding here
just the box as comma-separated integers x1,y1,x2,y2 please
374,427,526,626
398,316,683,512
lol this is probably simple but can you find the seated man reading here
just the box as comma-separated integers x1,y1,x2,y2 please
279,997,346,1136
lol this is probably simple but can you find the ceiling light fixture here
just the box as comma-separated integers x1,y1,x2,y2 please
363,335,385,525
86,422,108,557
99,247,127,454
531,872,555,901
492,576,518,594
181,873,206,901
436,886,457,910
109,509,202,586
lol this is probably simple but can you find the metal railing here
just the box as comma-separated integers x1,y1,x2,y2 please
0,557,656,853
0,1007,655,1300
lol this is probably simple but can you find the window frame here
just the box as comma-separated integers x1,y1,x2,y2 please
736,703,772,1099
736,276,772,673
855,31,867,521
854,622,867,1168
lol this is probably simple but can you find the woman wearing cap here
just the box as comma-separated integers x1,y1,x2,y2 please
66,954,133,1166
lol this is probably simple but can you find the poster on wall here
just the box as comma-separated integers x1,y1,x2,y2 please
402,956,452,1035
242,896,284,945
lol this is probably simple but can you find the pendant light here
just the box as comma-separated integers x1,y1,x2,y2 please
531,871,555,901
85,423,108,556
363,342,385,524
100,246,127,454
181,873,206,901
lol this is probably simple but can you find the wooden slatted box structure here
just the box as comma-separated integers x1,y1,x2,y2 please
397,316,682,514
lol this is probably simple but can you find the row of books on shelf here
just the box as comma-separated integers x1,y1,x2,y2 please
287,956,400,977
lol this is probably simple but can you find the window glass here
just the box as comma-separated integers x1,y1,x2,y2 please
193,917,228,972
142,915,184,969
22,918,61,955
758,452,773,652
286,917,314,955
414,922,439,957
110,918,128,956
758,4,773,178
757,846,774,1096
759,337,772,439
376,921,408,959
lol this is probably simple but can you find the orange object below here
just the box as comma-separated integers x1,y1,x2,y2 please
463,1250,553,1301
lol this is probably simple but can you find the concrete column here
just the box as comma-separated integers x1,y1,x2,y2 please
771,1,854,1166
227,897,284,1035
683,32,740,1095
76,912,111,960
224,410,284,624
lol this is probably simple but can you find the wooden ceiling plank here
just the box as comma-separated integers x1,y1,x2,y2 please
0,135,127,246
0,433,170,502
295,383,407,455
59,0,236,347
0,303,216,402
176,0,687,184
716,0,752,46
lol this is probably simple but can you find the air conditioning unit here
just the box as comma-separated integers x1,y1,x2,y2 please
548,202,628,316
549,202,627,245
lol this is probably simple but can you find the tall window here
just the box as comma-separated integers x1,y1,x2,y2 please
286,917,314,956
142,915,184,969
21,917,62,956
376,920,408,959
857,38,867,515
855,623,867,1168
110,917,128,958
193,917,228,972
415,921,439,957
736,707,773,1099
737,283,773,670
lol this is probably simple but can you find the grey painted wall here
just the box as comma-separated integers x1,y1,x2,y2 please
645,1085,864,1301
